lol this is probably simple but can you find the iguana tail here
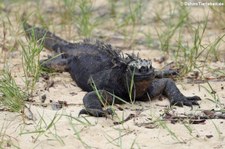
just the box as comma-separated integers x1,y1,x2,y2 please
21,13,71,52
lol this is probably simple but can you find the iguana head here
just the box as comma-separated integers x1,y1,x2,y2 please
127,58,155,81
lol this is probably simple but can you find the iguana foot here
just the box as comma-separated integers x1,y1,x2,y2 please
79,108,113,117
80,90,114,117
148,78,201,108
170,96,201,107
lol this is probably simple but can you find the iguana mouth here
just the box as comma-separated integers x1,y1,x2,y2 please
134,71,155,81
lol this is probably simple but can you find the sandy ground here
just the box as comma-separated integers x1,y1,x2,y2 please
0,0,225,149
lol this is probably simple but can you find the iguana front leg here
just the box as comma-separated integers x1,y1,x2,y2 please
147,78,201,107
155,69,178,78
79,90,115,117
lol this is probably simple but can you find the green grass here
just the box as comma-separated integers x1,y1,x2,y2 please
123,0,143,27
65,113,98,148
108,0,117,17
104,127,137,149
0,120,20,149
205,34,225,61
108,0,146,45
0,1,44,111
174,19,208,75
156,9,188,52
209,0,225,28
127,68,135,104
201,81,222,107
157,120,184,142
61,0,77,24
73,0,97,37
20,35,43,98
0,68,26,112
20,111,64,145
68,117,92,149
173,16,225,76
211,120,222,139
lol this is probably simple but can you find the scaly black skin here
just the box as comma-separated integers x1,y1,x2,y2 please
23,20,201,117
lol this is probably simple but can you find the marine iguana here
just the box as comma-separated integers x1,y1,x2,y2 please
22,20,201,117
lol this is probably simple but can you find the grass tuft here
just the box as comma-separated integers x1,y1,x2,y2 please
0,68,26,112
75,0,97,37
20,38,43,97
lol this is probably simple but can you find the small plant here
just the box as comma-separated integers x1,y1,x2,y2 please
108,0,117,17
65,114,95,126
211,120,222,139
125,0,143,27
142,29,154,48
201,81,222,107
104,129,123,148
20,111,64,145
174,17,225,76
115,0,145,45
0,68,26,112
75,0,97,37
20,26,44,98
0,120,19,148
66,112,95,148
209,0,225,28
205,34,225,61
156,119,183,143
104,126,139,149
172,14,206,75
61,0,77,24
0,13,44,115
156,12,188,52
153,1,189,52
